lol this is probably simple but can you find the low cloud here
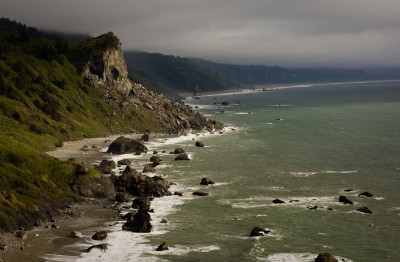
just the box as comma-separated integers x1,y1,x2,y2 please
2,0,400,68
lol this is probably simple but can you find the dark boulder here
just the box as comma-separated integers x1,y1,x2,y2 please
200,177,215,185
175,153,190,160
132,196,151,212
107,136,148,154
117,159,131,166
344,189,354,192
78,166,89,175
84,243,108,253
174,192,183,196
97,160,117,174
192,191,209,196
358,191,373,197
250,227,271,237
339,195,354,205
115,192,131,203
156,242,169,251
73,175,115,198
141,133,150,142
221,101,230,106
112,167,171,197
173,148,185,154
356,207,372,214
272,199,285,204
195,141,205,147
68,231,83,238
142,163,156,173
122,210,152,233
150,156,162,165
315,252,338,262
92,231,108,241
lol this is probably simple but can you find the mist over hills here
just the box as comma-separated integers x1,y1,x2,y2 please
124,50,400,96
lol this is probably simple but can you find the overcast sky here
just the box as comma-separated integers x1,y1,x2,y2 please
2,0,400,68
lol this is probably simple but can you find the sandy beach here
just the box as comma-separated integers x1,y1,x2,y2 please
1,134,144,262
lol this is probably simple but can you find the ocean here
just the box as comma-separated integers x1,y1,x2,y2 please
47,80,400,261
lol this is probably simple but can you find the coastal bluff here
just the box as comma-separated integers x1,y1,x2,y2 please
0,25,222,235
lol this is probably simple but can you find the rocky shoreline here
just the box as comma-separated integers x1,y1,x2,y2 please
0,131,221,261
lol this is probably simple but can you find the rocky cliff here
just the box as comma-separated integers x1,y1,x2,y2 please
81,32,222,134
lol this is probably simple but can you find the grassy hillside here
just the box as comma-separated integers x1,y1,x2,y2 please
123,50,383,97
124,51,236,95
190,58,372,85
0,20,166,231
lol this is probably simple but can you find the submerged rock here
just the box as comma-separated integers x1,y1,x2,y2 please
150,156,162,165
68,231,83,238
92,231,108,241
250,227,271,237
141,133,150,142
200,177,215,185
156,242,169,251
356,207,372,214
84,243,108,253
339,195,354,205
358,191,373,197
173,148,185,154
315,252,338,262
142,163,156,173
195,141,205,147
272,199,285,204
175,153,190,160
192,191,209,196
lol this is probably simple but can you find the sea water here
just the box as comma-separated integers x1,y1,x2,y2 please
46,81,400,261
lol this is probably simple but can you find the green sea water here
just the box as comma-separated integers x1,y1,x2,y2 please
145,81,400,262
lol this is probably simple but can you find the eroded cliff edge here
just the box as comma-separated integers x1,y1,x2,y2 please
80,32,222,134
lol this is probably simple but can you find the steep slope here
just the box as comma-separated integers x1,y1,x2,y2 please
0,21,220,231
190,58,372,85
124,51,236,95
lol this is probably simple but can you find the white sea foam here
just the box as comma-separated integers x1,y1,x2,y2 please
146,244,220,257
44,128,235,261
234,112,252,115
290,170,357,177
69,193,188,262
218,196,342,209
322,170,358,174
259,253,353,262
289,171,318,177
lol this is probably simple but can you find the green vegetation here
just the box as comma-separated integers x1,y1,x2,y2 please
0,19,162,231
124,51,236,95
124,51,393,97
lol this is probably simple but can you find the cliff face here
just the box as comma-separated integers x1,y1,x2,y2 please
83,33,133,94
81,33,222,134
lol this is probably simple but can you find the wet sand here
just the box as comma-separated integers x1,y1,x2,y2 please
1,134,143,261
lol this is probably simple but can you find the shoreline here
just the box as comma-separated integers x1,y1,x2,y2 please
179,79,400,99
2,129,229,261
1,199,116,262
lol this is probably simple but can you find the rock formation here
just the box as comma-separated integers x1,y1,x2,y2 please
81,33,223,134
107,136,148,154
339,195,354,205
250,227,271,237
315,252,338,262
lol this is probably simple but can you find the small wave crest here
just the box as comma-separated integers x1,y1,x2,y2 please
259,253,353,262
